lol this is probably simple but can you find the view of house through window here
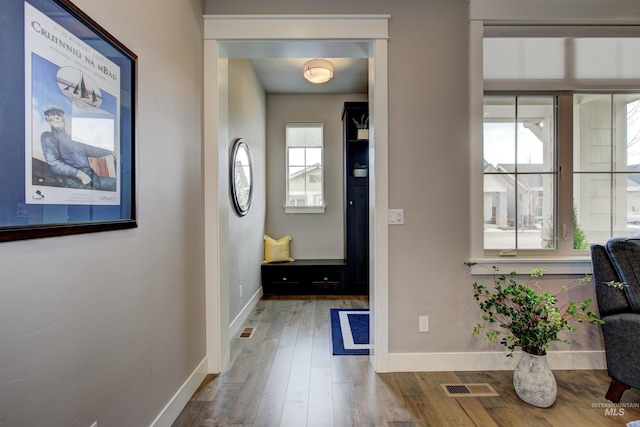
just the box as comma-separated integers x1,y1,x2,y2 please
574,94,640,247
285,122,324,208
483,94,640,251
483,96,556,250
482,30,640,254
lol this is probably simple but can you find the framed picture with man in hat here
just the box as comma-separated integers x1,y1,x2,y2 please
0,0,137,242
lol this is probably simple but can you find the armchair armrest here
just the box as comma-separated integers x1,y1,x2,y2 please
601,312,640,391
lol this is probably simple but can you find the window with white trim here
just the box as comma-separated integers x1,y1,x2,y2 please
573,93,640,245
285,122,325,213
480,27,640,259
483,95,556,251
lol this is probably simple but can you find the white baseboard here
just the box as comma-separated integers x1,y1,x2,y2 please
151,355,208,427
151,288,262,427
229,286,263,340
388,350,606,372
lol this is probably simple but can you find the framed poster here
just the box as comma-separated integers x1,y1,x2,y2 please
0,0,137,241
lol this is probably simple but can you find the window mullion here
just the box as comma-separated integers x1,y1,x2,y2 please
557,94,574,254
610,94,615,239
514,96,519,249
302,147,307,204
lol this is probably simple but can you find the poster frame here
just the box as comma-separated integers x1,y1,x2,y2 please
1,0,137,242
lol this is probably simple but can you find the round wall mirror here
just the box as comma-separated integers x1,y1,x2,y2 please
229,138,253,216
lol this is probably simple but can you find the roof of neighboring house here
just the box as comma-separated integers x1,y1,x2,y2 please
493,163,544,174
288,163,321,180
487,163,544,189
628,164,640,186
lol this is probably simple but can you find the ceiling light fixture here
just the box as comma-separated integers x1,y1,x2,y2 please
303,59,334,84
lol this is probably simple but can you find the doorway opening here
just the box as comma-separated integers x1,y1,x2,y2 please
203,14,390,373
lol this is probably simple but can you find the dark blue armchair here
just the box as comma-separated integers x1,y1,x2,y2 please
590,237,640,403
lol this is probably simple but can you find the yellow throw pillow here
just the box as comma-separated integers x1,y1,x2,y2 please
263,235,294,263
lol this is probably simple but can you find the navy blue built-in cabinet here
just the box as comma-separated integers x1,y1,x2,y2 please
342,102,369,295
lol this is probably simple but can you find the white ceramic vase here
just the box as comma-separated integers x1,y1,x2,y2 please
513,351,557,408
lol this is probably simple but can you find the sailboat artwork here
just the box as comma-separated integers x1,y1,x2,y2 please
24,1,122,206
56,67,103,110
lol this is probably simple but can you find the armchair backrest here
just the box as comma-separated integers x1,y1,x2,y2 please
591,243,632,316
605,237,640,313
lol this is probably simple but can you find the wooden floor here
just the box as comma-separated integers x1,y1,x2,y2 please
173,295,640,426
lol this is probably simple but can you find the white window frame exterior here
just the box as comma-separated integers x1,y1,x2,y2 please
284,122,326,214
469,0,640,275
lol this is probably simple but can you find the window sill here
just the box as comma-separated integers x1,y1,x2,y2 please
467,256,593,275
284,205,326,214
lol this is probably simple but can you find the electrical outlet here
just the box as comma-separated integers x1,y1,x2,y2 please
419,316,429,333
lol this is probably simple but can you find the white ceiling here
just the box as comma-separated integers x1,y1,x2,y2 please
250,57,369,94
219,40,371,94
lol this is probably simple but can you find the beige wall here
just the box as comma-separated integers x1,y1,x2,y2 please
0,0,615,424
266,94,367,259
206,0,604,357
206,0,479,355
0,0,205,425
228,59,266,321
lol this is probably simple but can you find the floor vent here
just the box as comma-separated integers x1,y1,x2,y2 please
238,327,255,339
440,383,499,397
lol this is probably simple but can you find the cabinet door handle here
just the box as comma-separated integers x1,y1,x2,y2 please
349,200,353,205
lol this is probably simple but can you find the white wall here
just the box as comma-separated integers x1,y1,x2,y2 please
0,0,206,425
227,59,266,323
266,94,367,259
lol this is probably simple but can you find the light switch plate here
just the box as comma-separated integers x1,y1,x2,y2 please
388,209,404,225
419,316,429,332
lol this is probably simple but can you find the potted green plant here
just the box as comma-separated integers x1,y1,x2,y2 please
353,162,368,177
352,114,369,140
467,262,623,408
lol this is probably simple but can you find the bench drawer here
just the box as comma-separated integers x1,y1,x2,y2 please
261,260,347,295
